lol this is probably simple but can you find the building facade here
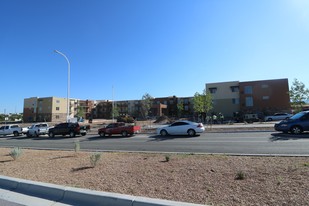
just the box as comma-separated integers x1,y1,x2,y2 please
239,78,291,116
23,97,94,123
206,81,240,118
207,78,291,120
23,78,291,123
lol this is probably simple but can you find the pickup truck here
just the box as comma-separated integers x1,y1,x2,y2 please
26,123,49,137
0,124,22,136
98,122,141,137
48,122,90,137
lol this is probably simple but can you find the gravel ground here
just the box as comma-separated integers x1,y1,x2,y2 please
0,148,308,206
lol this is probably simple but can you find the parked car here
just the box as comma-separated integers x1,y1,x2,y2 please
27,123,49,137
274,111,309,134
156,120,205,136
98,122,141,137
0,124,22,136
48,122,88,137
22,126,30,134
264,113,292,121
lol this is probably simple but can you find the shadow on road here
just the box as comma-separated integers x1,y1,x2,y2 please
86,135,131,141
148,135,200,142
270,132,309,141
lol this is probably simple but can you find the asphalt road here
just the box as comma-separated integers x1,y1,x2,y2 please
0,131,309,156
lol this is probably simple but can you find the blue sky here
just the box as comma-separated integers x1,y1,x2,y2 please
1,0,309,113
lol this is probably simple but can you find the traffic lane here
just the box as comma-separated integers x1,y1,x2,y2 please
0,132,309,155
81,132,309,155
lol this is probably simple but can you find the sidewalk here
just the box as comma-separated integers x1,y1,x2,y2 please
0,175,205,206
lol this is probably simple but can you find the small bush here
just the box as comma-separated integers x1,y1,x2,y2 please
74,140,80,153
9,147,22,160
235,171,245,180
90,153,102,167
165,155,170,162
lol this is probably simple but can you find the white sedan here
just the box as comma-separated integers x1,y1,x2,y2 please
264,113,292,121
156,120,205,136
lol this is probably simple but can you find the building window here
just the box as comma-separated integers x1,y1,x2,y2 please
244,86,253,94
56,115,59,119
56,100,60,104
262,96,269,100
261,84,269,89
245,97,253,107
184,105,189,111
230,86,239,92
56,107,60,111
209,87,217,94
232,98,240,104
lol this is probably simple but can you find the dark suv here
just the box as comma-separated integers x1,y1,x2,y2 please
274,111,309,134
48,123,87,137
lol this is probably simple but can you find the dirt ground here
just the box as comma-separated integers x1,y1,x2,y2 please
0,148,308,206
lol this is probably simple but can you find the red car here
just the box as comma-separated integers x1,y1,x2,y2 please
98,122,141,137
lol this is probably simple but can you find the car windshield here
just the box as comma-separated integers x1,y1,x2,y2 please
290,112,306,120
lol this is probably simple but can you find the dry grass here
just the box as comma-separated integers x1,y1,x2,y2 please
0,148,308,206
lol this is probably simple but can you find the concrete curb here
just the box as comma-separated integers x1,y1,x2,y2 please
0,175,205,206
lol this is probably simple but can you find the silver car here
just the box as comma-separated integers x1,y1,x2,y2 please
157,120,205,136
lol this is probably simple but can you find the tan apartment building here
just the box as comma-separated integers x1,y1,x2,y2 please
206,78,291,120
23,97,80,123
206,81,240,119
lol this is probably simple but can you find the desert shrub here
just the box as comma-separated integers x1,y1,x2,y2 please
90,153,102,167
235,170,245,180
9,147,22,160
165,154,170,162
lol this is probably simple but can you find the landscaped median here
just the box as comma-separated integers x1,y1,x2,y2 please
0,148,308,205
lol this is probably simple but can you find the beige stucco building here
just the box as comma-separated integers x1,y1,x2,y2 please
206,81,240,118
23,97,75,123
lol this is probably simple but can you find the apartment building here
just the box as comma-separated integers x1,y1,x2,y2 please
23,97,87,123
206,81,240,118
239,78,291,115
206,78,291,120
23,78,291,122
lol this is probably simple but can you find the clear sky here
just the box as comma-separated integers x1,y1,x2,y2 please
1,0,309,113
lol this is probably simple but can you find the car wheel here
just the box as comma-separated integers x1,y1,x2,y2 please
69,131,75,137
99,132,105,137
35,132,39,137
49,132,55,138
26,132,31,137
121,131,128,137
187,129,196,136
160,129,168,136
13,131,19,137
290,126,303,134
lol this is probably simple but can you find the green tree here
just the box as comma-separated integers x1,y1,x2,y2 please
193,89,213,122
111,105,119,119
141,93,153,119
177,99,184,118
77,106,85,118
289,79,309,112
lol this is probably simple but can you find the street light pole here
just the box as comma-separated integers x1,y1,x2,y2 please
54,50,70,122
